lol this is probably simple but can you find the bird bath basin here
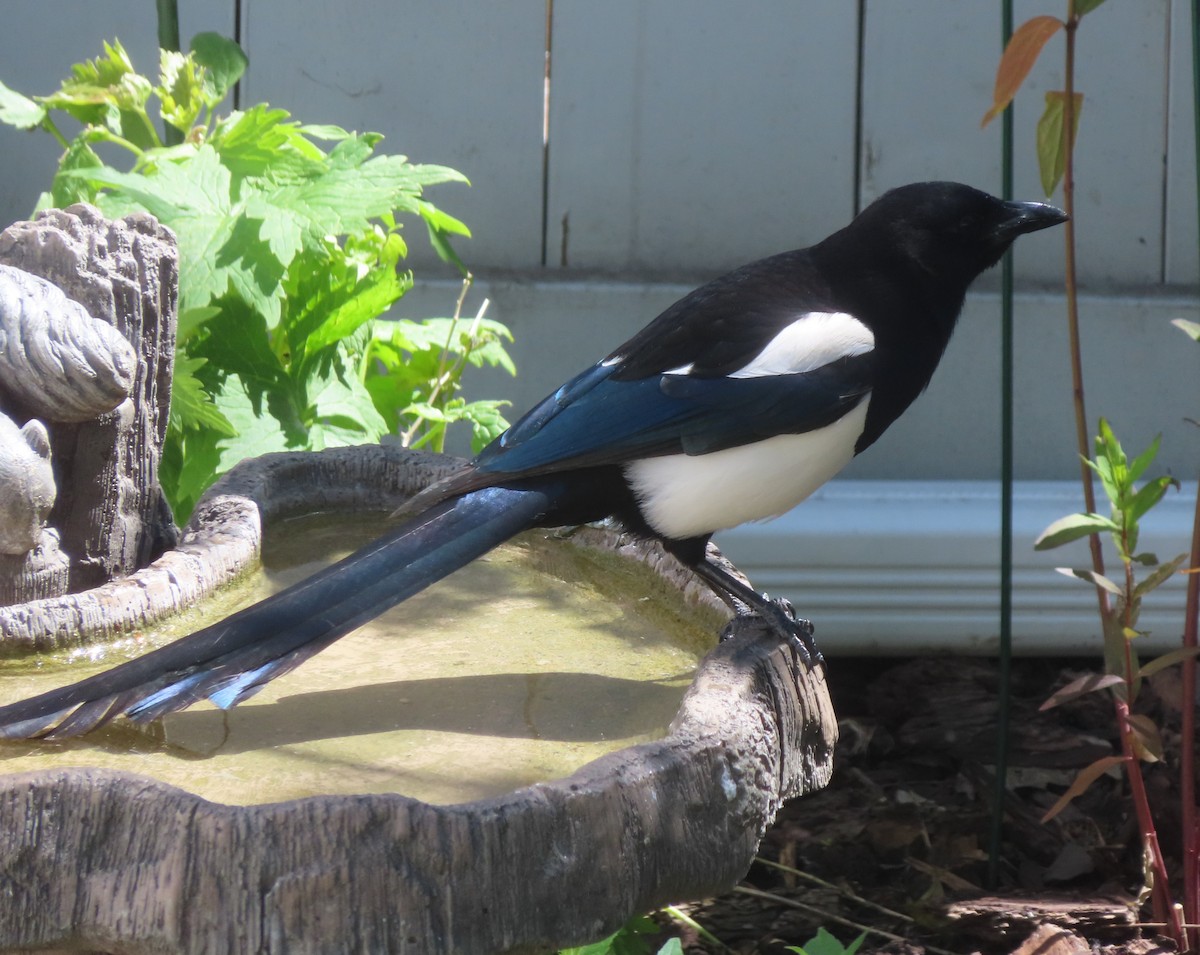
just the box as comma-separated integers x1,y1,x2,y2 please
0,513,713,806
0,444,836,955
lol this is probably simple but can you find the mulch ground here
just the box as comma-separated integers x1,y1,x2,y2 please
651,655,1194,955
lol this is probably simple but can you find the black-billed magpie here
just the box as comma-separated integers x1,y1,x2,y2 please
0,182,1065,739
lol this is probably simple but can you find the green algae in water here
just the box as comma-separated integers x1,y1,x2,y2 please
0,515,718,805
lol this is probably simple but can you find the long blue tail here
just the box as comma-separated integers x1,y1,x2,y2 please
0,483,572,739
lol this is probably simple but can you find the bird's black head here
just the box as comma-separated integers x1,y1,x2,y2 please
841,181,1067,285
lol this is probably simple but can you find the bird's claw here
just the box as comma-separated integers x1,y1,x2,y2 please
769,597,822,669
719,594,822,669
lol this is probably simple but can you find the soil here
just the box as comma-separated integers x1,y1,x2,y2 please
650,655,1194,955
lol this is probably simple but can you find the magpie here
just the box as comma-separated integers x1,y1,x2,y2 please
0,181,1065,740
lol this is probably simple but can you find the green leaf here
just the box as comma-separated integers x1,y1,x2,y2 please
193,296,285,388
213,373,302,476
1139,646,1200,679
177,305,223,342
1034,512,1117,550
189,33,247,102
160,423,223,522
1036,90,1083,196
41,40,158,147
1127,474,1176,526
304,351,389,449
297,123,351,141
210,105,325,187
788,928,868,955
1172,318,1200,341
1075,0,1109,15
1056,566,1123,596
0,78,46,129
156,49,206,132
49,135,104,207
1126,433,1161,484
1133,553,1189,601
169,354,236,435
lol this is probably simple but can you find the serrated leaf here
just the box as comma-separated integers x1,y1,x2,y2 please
1042,755,1126,822
160,423,224,522
213,373,303,476
1040,672,1125,710
1037,91,1084,197
193,295,284,387
464,400,512,452
982,16,1064,127
169,354,236,436
1035,512,1117,549
49,136,103,207
0,78,46,129
1173,318,1200,341
157,49,205,132
177,305,222,342
210,105,325,186
305,357,389,450
190,32,247,102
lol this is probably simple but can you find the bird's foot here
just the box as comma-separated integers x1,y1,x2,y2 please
720,595,822,668
768,597,822,669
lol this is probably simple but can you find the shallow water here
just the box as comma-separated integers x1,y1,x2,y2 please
0,515,718,805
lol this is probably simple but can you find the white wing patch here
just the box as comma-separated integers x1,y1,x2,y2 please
728,311,874,379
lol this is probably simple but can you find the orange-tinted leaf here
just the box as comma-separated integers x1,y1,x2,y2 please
982,15,1064,127
1037,91,1084,196
1040,672,1124,711
1041,755,1125,823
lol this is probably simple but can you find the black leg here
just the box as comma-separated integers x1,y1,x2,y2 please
688,557,822,668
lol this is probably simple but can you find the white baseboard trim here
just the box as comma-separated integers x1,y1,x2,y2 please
714,480,1197,656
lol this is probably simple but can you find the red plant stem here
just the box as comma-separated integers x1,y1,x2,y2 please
1061,16,1107,613
1184,482,1200,949
1062,9,1185,947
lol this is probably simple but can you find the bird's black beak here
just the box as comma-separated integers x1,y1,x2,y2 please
995,200,1069,239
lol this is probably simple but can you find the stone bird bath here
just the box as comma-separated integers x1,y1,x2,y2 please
0,207,836,954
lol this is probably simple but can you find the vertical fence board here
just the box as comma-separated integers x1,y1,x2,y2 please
546,0,858,274
1165,0,1198,286
0,1,236,234
239,0,547,273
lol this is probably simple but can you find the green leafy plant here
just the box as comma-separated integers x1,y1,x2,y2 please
984,3,1198,947
556,915,672,955
786,927,867,955
1035,422,1190,747
0,37,514,519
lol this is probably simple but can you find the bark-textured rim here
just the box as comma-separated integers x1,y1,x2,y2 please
0,444,837,954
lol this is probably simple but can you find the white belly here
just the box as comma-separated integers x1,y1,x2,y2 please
623,399,870,539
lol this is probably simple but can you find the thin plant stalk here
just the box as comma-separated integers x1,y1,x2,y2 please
1184,3,1200,945
1061,5,1183,944
1182,487,1200,950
